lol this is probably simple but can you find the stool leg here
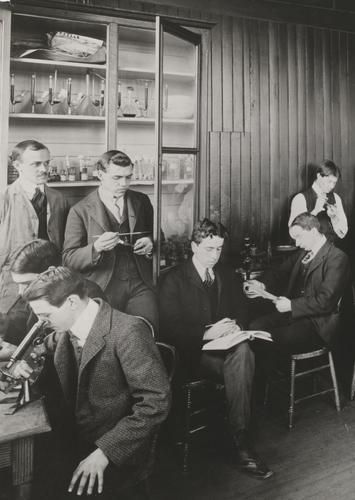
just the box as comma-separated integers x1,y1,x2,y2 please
328,352,341,412
182,387,192,474
288,358,296,429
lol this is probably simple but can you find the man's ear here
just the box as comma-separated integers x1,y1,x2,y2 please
191,241,198,254
67,295,81,309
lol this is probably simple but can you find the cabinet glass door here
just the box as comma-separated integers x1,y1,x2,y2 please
155,18,201,275
8,13,108,199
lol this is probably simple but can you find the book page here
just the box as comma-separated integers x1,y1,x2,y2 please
202,330,272,351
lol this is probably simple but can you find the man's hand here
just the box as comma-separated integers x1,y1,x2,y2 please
312,194,327,215
243,279,265,299
9,359,33,380
133,237,153,256
0,339,16,362
275,296,291,313
203,318,239,340
68,448,109,496
326,204,338,219
93,232,121,253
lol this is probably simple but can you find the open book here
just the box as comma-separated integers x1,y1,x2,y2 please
202,330,273,351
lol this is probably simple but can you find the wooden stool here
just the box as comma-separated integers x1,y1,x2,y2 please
288,347,341,428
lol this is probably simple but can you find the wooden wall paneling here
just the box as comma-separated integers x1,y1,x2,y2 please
240,132,251,239
269,22,281,242
278,22,290,241
232,17,244,133
259,20,271,247
296,24,307,191
287,23,299,206
249,20,261,240
322,29,333,160
211,19,223,131
209,132,221,220
305,27,316,166
331,30,341,166
243,19,251,132
221,16,233,132
338,31,351,210
220,132,231,228
230,132,242,252
314,28,325,162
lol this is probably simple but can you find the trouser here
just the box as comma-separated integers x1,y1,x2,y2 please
250,312,326,383
199,342,255,436
105,275,158,333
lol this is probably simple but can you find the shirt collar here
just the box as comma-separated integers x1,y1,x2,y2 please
308,234,327,260
192,255,215,282
98,186,124,209
70,298,99,348
18,177,44,199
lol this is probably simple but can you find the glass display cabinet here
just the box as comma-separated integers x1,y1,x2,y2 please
0,5,201,280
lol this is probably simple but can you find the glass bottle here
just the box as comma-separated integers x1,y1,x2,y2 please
80,166,88,181
68,166,76,182
60,168,68,182
122,86,137,117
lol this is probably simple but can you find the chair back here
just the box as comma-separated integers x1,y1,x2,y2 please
156,341,176,383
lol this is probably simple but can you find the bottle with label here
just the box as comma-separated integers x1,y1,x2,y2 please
60,168,68,182
68,166,76,182
80,166,88,181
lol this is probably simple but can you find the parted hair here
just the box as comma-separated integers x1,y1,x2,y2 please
316,159,341,179
290,212,321,232
96,150,133,172
22,266,88,307
10,239,61,274
191,218,228,244
11,140,49,163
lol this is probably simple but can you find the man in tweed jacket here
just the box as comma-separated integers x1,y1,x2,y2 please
19,267,170,499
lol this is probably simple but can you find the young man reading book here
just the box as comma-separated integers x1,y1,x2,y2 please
159,218,273,479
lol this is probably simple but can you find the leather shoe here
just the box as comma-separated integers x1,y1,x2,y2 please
236,445,274,479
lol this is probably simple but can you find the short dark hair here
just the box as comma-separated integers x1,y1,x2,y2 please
191,218,228,244
316,159,341,179
22,267,88,307
11,140,49,163
290,212,321,232
10,239,61,274
96,150,133,172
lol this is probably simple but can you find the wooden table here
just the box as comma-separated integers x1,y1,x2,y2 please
0,397,51,500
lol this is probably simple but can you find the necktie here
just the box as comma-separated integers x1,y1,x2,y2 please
203,268,214,287
31,187,45,208
301,250,314,265
113,197,122,223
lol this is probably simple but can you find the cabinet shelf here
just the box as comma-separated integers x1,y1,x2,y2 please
118,66,194,81
10,58,106,74
48,179,194,187
9,113,105,121
117,117,194,124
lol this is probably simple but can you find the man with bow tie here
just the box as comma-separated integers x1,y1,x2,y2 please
246,212,350,355
0,140,69,313
160,218,273,479
63,150,157,329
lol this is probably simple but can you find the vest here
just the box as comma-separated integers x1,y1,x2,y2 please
290,259,312,299
303,187,336,242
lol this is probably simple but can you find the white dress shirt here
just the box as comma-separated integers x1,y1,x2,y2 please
289,181,348,238
70,298,99,348
98,186,124,223
192,255,215,283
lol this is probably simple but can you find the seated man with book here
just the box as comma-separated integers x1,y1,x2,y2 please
159,218,273,479
246,212,350,359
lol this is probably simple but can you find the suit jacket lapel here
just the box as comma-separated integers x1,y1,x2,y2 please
126,190,138,235
304,241,330,282
186,259,205,292
286,253,304,297
78,300,109,383
88,190,111,233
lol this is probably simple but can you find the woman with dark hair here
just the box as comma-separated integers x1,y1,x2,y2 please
288,159,348,242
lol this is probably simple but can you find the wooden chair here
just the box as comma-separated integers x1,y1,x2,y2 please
266,347,341,429
176,378,225,473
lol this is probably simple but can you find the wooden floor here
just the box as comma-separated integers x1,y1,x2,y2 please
151,397,355,500
2,396,355,499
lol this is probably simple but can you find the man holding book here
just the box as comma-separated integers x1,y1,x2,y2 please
159,218,273,479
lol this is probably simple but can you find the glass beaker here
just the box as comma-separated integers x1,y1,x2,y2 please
122,86,137,117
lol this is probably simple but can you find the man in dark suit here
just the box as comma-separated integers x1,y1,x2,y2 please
0,140,69,313
15,267,170,499
159,218,273,479
247,212,350,355
63,150,157,329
